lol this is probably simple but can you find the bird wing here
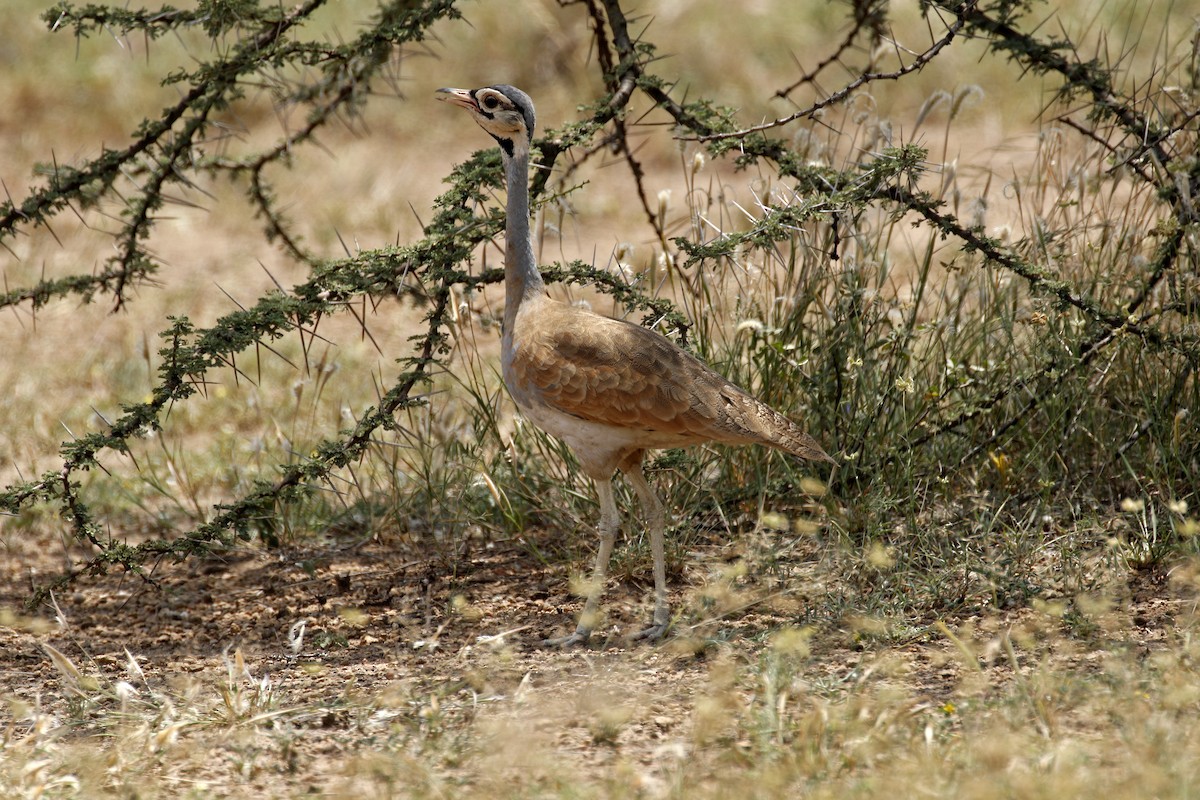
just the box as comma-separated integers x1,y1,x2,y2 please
508,302,832,463
511,307,707,436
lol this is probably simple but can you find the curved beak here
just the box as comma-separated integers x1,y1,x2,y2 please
436,87,476,111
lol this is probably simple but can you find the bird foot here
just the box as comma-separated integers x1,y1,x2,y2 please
541,629,592,648
630,620,671,642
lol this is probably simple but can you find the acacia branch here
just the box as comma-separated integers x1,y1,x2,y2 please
691,1,975,143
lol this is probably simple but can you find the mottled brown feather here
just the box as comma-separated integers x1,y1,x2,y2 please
508,300,833,463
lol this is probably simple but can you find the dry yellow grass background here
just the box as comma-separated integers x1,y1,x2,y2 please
2,0,1199,797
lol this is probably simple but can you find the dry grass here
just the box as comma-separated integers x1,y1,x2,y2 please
2,534,1198,799
2,0,1199,797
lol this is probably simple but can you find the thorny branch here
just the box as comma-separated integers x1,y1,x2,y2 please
691,1,977,143
774,0,889,100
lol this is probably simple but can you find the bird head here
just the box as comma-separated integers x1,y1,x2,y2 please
436,85,536,158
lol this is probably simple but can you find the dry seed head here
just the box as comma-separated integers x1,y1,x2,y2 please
451,595,483,622
0,607,53,634
569,573,602,599
793,517,821,536
851,613,888,634
866,542,896,569
759,510,789,530
868,120,894,150
123,648,146,684
736,318,765,335
770,626,813,658
42,642,84,683
152,722,184,752
656,189,672,222
799,477,827,496
338,607,369,627
1075,592,1115,618
951,85,984,119
475,471,504,506
611,260,634,282
289,619,307,654
915,89,950,131
1173,408,1189,447
967,196,988,228
940,159,958,197
1120,497,1146,513
114,680,139,711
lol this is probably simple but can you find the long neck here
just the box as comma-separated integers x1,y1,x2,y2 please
502,143,545,320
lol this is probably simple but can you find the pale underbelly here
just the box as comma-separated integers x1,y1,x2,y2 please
512,393,703,470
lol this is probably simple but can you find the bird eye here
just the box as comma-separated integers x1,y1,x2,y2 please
480,94,500,110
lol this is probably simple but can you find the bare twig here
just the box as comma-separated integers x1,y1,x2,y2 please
690,1,975,143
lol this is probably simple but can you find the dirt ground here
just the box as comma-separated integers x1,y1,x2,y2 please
0,526,807,792
1,520,1193,797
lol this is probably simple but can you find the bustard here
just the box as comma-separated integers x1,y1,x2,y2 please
437,84,834,645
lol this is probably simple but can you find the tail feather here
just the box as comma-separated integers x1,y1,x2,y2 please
756,402,836,464
714,383,835,464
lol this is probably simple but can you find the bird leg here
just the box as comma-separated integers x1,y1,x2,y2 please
542,476,620,647
623,461,670,641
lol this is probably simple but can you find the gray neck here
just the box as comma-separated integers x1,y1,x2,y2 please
503,142,545,318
